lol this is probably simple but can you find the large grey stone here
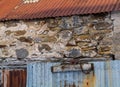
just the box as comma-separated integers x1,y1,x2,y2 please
72,16,82,27
16,48,29,59
68,49,81,58
59,17,73,29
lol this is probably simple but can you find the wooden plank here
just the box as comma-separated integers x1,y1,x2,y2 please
51,64,93,73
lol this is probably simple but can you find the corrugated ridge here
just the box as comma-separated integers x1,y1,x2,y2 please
0,0,120,20
94,60,120,87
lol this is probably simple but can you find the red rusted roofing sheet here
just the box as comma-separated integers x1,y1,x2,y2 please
0,0,120,20
0,0,20,19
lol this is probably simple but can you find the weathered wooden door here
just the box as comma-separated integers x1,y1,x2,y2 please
2,69,27,87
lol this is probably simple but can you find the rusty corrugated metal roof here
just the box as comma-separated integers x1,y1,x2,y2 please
0,0,20,19
0,0,120,20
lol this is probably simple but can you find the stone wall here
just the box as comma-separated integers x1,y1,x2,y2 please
0,13,113,60
112,11,120,59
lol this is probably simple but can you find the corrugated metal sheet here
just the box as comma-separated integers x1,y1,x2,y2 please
94,60,120,87
27,60,120,87
0,0,20,19
2,69,27,87
27,62,95,87
0,0,120,20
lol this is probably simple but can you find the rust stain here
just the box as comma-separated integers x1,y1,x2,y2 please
72,83,76,87
2,69,27,87
83,72,96,87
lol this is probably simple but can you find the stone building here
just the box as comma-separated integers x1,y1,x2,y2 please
0,0,120,62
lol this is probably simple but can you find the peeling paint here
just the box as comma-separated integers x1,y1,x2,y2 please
83,72,96,87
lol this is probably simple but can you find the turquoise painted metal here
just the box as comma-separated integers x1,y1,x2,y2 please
27,60,120,87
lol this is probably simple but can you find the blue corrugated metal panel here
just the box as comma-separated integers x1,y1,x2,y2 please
27,62,57,87
27,60,120,87
94,60,120,87
27,62,95,87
